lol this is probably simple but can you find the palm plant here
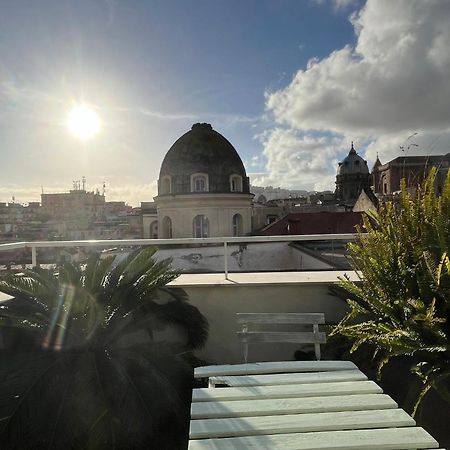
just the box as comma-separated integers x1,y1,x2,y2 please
0,247,208,449
331,168,450,413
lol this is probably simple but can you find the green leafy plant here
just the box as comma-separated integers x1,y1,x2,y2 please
332,168,450,414
0,247,208,449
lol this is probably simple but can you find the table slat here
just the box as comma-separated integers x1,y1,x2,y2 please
188,427,438,450
192,380,381,402
195,361,357,378
209,370,366,387
190,408,415,439
191,393,397,419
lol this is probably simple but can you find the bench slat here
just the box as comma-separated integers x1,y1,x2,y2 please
189,408,415,439
191,393,396,419
238,331,326,344
209,370,366,387
237,313,325,325
188,427,438,450
192,380,381,402
194,361,358,378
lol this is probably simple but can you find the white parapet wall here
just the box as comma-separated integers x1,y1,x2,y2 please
168,271,359,365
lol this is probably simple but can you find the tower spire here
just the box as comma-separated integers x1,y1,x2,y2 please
349,141,356,154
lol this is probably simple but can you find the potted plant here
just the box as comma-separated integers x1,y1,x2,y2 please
332,168,450,414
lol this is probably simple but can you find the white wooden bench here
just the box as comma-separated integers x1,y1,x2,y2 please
237,313,326,362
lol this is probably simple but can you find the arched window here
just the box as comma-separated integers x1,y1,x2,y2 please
232,213,243,237
162,216,172,238
191,173,209,192
150,220,158,239
230,174,243,192
193,215,209,238
160,176,171,194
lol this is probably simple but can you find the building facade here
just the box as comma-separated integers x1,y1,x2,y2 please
154,123,253,238
141,202,158,239
371,153,450,197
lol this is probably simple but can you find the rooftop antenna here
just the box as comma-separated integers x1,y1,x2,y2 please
82,176,86,191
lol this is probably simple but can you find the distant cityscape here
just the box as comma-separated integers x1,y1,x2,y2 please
0,182,337,243
1,123,449,247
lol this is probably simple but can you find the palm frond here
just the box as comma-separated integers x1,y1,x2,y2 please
0,247,206,448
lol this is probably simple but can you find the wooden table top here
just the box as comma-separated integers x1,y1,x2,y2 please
189,360,441,450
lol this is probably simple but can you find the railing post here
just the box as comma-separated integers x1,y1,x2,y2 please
224,241,228,280
331,238,335,266
31,246,37,268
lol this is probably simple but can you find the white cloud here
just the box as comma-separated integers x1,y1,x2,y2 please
364,129,450,168
262,0,450,189
253,129,344,191
312,0,360,11
0,81,60,105
248,155,263,168
0,82,258,128
334,0,359,9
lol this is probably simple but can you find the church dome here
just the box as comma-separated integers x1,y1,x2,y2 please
338,142,369,175
158,123,250,195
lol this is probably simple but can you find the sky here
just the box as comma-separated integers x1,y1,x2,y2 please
1,0,450,205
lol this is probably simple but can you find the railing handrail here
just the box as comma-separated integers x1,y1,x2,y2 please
0,234,357,278
0,234,356,252
0,242,29,250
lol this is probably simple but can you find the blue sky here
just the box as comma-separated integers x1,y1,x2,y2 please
1,0,450,205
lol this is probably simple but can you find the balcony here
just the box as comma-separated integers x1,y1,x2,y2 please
0,234,356,363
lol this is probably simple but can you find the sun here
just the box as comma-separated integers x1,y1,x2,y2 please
66,104,101,140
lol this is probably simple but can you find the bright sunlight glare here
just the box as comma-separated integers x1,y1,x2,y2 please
66,104,101,140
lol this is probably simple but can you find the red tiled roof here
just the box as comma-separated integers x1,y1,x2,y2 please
261,211,364,235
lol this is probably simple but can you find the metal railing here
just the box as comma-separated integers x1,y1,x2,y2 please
0,234,356,279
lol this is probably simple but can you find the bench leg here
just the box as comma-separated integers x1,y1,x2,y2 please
314,324,321,360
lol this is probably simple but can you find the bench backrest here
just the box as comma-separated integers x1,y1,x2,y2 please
237,313,326,362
